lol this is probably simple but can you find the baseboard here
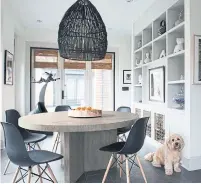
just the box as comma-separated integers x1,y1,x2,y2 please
182,156,201,171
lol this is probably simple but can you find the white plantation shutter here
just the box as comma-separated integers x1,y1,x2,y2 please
92,54,113,111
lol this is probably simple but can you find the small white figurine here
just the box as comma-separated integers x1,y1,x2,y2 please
175,10,184,26
174,38,184,53
180,75,184,80
144,52,151,64
137,40,142,49
136,58,142,66
159,50,166,58
138,74,142,84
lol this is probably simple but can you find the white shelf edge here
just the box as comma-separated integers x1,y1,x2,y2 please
134,84,142,87
153,32,167,43
142,57,166,67
143,41,152,48
168,107,185,112
168,80,185,84
168,50,185,58
134,47,143,53
134,66,142,69
167,21,185,34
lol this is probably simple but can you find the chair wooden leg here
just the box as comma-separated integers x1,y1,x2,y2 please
120,155,123,178
35,144,43,182
125,157,130,183
47,164,58,183
136,156,147,183
102,154,113,183
3,160,11,175
37,165,43,183
27,167,32,183
28,144,31,151
12,167,20,183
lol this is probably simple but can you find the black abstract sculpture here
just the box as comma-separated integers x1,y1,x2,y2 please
32,72,60,84
58,0,108,61
30,72,60,135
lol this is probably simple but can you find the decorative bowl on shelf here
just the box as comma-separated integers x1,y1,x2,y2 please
172,87,185,109
158,20,166,36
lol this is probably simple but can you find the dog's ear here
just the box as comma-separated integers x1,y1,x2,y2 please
179,136,185,151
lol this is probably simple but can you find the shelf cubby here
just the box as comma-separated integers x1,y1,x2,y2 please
167,0,184,31
168,84,185,110
134,32,143,51
168,53,184,82
154,113,165,143
153,12,166,40
143,24,152,46
135,108,142,118
143,110,151,137
153,35,166,61
143,44,152,64
134,68,142,85
167,24,184,55
134,87,142,103
134,50,143,68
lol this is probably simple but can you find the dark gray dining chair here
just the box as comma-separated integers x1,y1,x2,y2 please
117,106,132,141
100,117,149,183
52,105,72,152
1,122,63,183
3,109,47,180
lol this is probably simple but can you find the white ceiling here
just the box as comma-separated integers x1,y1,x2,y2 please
7,0,156,32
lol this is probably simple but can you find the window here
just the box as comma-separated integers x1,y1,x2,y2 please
31,48,59,110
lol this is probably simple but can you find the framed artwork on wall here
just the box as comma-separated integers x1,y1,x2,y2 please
4,50,14,85
123,70,131,84
193,35,201,84
149,66,165,102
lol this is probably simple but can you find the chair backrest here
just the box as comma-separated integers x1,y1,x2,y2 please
55,105,71,112
117,106,131,113
119,117,149,154
1,122,34,166
5,109,25,134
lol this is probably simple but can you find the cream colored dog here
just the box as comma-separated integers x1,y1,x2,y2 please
144,134,184,175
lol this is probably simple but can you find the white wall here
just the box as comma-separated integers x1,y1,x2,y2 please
0,0,24,148
15,35,26,115
189,0,201,162
2,0,15,116
23,28,132,113
0,0,3,148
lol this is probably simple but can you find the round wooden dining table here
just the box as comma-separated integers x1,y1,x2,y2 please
19,111,137,183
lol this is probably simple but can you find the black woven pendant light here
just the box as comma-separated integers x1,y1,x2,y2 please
58,0,108,61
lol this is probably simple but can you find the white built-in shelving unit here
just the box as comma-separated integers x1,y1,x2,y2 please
132,0,185,142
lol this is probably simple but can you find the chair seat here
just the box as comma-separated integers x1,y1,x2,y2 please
23,132,47,144
99,142,125,153
28,150,63,164
117,126,131,135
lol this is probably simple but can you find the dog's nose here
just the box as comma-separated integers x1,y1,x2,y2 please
175,142,178,146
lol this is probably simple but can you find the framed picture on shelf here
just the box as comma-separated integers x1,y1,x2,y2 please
123,70,131,84
149,66,165,102
4,50,14,85
193,35,201,84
